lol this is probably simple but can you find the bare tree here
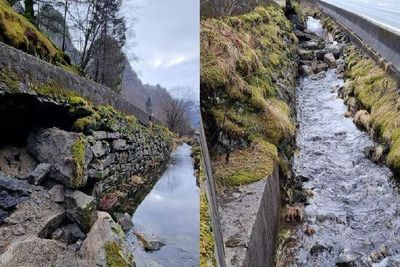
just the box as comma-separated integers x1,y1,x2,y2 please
163,98,192,136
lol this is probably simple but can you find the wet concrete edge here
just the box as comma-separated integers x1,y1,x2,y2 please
219,167,280,267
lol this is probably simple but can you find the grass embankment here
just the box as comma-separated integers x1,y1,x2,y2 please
342,45,400,172
0,0,73,68
201,4,297,186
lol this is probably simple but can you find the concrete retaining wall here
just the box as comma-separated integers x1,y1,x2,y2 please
0,42,160,125
319,1,400,79
242,167,280,267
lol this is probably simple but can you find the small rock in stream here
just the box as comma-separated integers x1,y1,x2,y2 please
304,226,316,236
324,53,337,68
300,65,313,76
336,249,361,266
311,71,327,80
310,244,327,256
134,231,166,252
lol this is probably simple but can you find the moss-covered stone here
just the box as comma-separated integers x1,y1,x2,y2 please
71,135,86,188
0,67,20,92
104,241,131,267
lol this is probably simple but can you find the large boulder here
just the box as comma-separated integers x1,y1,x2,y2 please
81,211,133,267
65,190,98,233
27,128,93,189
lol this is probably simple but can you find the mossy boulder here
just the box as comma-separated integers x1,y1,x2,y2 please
27,127,93,189
65,189,98,233
81,211,133,267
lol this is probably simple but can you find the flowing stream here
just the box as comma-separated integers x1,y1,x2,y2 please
289,18,400,266
127,144,199,267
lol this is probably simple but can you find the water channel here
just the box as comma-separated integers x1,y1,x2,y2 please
127,144,200,267
289,17,400,266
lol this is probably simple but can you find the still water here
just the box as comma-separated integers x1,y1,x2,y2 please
127,144,199,267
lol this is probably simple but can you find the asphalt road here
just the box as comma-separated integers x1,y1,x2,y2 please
321,0,400,33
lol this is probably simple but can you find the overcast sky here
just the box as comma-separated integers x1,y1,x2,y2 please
121,0,199,99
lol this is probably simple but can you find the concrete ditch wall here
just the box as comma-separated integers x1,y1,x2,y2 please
242,167,280,267
201,115,281,267
318,0,400,79
0,42,160,125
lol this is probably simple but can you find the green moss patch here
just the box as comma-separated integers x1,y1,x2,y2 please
104,241,131,267
201,5,296,186
71,135,86,188
0,67,20,92
0,0,70,66
343,45,400,173
213,139,278,186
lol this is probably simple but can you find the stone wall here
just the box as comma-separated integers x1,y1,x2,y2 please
0,42,161,125
0,76,172,266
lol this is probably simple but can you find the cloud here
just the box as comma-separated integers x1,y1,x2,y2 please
121,0,199,97
166,55,187,67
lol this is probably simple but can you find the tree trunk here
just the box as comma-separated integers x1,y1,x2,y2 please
62,0,69,52
24,0,35,24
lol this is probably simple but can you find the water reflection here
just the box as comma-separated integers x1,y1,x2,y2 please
127,144,200,267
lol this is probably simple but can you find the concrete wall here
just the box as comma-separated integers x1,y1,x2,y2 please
319,1,400,79
242,167,280,267
0,42,161,125
201,115,281,267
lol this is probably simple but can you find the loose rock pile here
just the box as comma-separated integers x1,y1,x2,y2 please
0,119,172,265
295,20,345,80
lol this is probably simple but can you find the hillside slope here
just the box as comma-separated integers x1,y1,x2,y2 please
0,0,70,67
201,4,298,186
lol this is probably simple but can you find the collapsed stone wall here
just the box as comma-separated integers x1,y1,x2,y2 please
0,41,160,125
0,50,173,265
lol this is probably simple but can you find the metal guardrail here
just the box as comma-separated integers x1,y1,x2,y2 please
318,0,400,80
200,118,227,267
